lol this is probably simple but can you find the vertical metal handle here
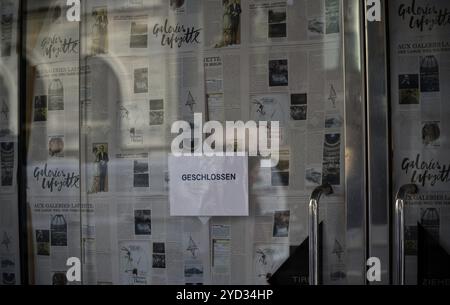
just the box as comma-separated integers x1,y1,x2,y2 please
394,184,418,285
309,183,333,285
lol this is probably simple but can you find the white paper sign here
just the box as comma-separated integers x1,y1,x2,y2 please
168,155,249,216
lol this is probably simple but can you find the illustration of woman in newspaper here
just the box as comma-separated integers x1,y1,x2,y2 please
119,242,150,285
216,0,241,47
222,0,232,46
255,247,277,283
229,0,241,45
91,7,108,55
96,144,109,192
90,144,109,193
89,155,99,194
121,246,144,285
121,246,138,285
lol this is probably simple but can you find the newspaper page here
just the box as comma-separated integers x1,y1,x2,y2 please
25,0,83,284
23,0,348,285
389,0,450,285
248,0,340,45
204,54,242,122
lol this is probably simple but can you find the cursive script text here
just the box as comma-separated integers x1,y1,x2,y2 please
398,0,450,31
401,154,450,187
33,163,80,192
40,35,79,59
152,19,201,48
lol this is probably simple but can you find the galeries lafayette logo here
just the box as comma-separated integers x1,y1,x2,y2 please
40,35,79,59
401,154,450,187
152,19,201,48
398,0,450,32
33,163,80,192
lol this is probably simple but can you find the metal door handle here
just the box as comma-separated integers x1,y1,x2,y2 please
309,183,333,285
394,184,418,285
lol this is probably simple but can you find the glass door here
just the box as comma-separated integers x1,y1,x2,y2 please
388,0,450,285
18,0,367,285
